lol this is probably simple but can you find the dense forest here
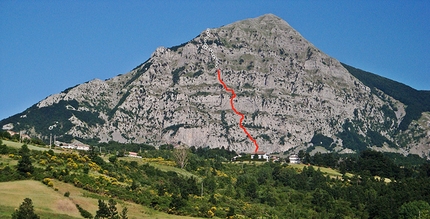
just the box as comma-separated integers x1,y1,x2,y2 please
1,134,430,218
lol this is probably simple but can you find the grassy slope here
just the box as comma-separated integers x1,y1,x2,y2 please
0,180,81,219
0,142,354,218
2,139,63,153
117,157,201,180
0,180,200,219
288,163,353,178
231,161,353,178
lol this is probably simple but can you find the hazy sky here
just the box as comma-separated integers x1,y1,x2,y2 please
1,1,429,120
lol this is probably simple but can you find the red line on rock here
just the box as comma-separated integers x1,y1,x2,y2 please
216,69,259,153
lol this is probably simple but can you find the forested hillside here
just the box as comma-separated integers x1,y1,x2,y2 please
1,135,430,218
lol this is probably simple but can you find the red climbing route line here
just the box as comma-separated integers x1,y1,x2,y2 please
216,69,259,153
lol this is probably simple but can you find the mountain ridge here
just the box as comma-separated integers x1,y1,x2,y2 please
1,14,429,157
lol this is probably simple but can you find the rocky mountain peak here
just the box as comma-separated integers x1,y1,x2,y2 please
2,14,429,157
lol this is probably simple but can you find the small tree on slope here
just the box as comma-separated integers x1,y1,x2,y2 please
11,198,40,219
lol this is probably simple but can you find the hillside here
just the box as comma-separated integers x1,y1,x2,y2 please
342,63,430,131
0,180,200,219
1,140,430,218
1,14,429,157
0,180,82,219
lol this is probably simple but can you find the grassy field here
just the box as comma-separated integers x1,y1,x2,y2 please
2,140,63,153
231,161,353,178
288,163,354,178
0,180,81,219
118,157,201,180
288,163,389,182
0,154,18,166
0,180,202,219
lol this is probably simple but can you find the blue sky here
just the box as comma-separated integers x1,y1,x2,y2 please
1,1,429,120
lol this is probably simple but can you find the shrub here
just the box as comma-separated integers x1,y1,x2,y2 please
42,178,52,186
172,66,185,85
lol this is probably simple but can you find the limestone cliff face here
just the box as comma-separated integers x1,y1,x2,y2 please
5,14,430,156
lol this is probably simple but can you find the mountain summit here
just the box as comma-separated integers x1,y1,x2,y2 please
2,14,429,157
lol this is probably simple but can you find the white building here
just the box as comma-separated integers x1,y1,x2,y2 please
289,154,301,164
126,152,142,158
59,139,90,151
252,151,269,161
76,145,90,151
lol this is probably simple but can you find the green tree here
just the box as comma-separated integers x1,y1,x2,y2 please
95,199,120,219
0,143,9,154
17,145,34,175
11,198,40,219
95,199,110,219
298,150,305,160
89,145,99,159
312,188,332,212
203,175,217,194
226,206,235,218
76,204,93,218
399,200,430,219
236,175,258,200
0,131,11,139
120,207,128,219
108,155,117,164
170,194,187,210
108,199,119,219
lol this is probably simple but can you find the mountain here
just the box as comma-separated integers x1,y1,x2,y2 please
1,14,429,157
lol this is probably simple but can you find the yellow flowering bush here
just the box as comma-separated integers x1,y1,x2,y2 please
142,157,176,166
207,209,215,218
42,178,54,187
215,169,228,177
39,159,47,166
66,159,79,169
88,161,101,172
